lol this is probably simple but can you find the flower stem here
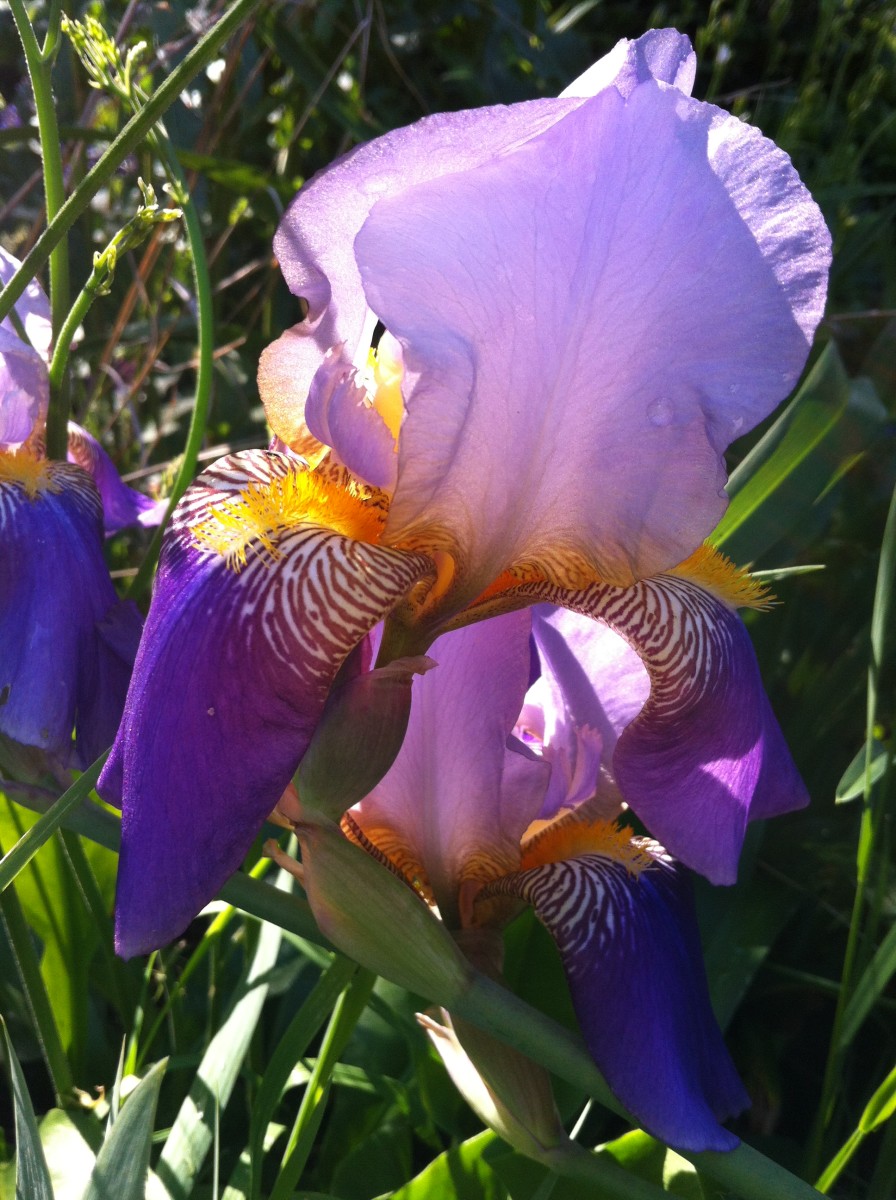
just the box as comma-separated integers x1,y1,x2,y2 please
455,974,825,1200
126,137,215,599
8,0,71,459
0,0,264,327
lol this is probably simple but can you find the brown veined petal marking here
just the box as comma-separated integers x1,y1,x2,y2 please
177,449,435,693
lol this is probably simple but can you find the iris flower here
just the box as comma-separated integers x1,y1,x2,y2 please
0,248,149,765
282,609,750,1150
101,24,829,1003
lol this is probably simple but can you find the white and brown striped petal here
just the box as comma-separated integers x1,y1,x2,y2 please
100,448,434,957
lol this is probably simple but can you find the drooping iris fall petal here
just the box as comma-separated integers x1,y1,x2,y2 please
522,565,808,884
0,456,142,765
488,845,749,1152
67,423,165,534
100,449,433,956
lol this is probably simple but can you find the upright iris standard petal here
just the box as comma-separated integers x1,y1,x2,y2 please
352,614,549,918
260,96,591,445
488,848,749,1152
101,449,433,956
0,329,48,446
304,350,398,492
0,458,139,765
561,28,696,99
521,563,808,884
358,74,829,606
67,423,165,534
0,248,51,356
0,247,52,446
525,606,648,818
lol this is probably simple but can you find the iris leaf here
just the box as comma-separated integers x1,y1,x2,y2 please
0,754,105,894
1,1016,54,1200
154,917,283,1200
82,1059,166,1200
382,1130,505,1200
712,343,882,564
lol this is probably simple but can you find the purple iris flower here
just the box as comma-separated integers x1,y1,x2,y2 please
0,249,149,765
102,24,828,1007
335,612,748,1151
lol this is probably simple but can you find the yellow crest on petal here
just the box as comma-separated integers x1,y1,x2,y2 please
670,542,772,610
520,813,655,877
0,449,59,499
192,467,386,571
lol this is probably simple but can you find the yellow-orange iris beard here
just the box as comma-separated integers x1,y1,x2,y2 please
672,542,772,610
0,449,59,499
520,811,656,877
192,465,389,572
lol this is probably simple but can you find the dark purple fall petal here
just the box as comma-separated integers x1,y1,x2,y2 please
529,579,808,885
102,450,432,956
0,463,138,765
490,852,749,1151
67,423,165,535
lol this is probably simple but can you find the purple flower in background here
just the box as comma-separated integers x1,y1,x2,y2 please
103,25,828,997
0,248,149,765
303,612,749,1150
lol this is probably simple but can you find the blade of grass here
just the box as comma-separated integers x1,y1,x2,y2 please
154,909,284,1199
839,920,896,1049
816,1062,896,1192
269,968,377,1200
0,849,73,1101
0,754,107,893
1,1016,55,1200
249,954,358,1200
82,1059,167,1200
807,476,896,1172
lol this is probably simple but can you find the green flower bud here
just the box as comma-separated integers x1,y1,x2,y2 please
266,817,470,1004
295,655,435,822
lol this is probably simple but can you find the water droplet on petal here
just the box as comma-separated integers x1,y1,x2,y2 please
358,175,393,200
647,398,674,427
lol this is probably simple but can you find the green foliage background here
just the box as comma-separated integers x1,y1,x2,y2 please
0,1,894,1198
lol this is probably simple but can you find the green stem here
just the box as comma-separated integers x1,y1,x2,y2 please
453,975,825,1200
46,278,106,397
127,135,215,599
269,968,377,1200
0,0,263,328
807,480,896,1173
8,0,71,458
0,851,74,1103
